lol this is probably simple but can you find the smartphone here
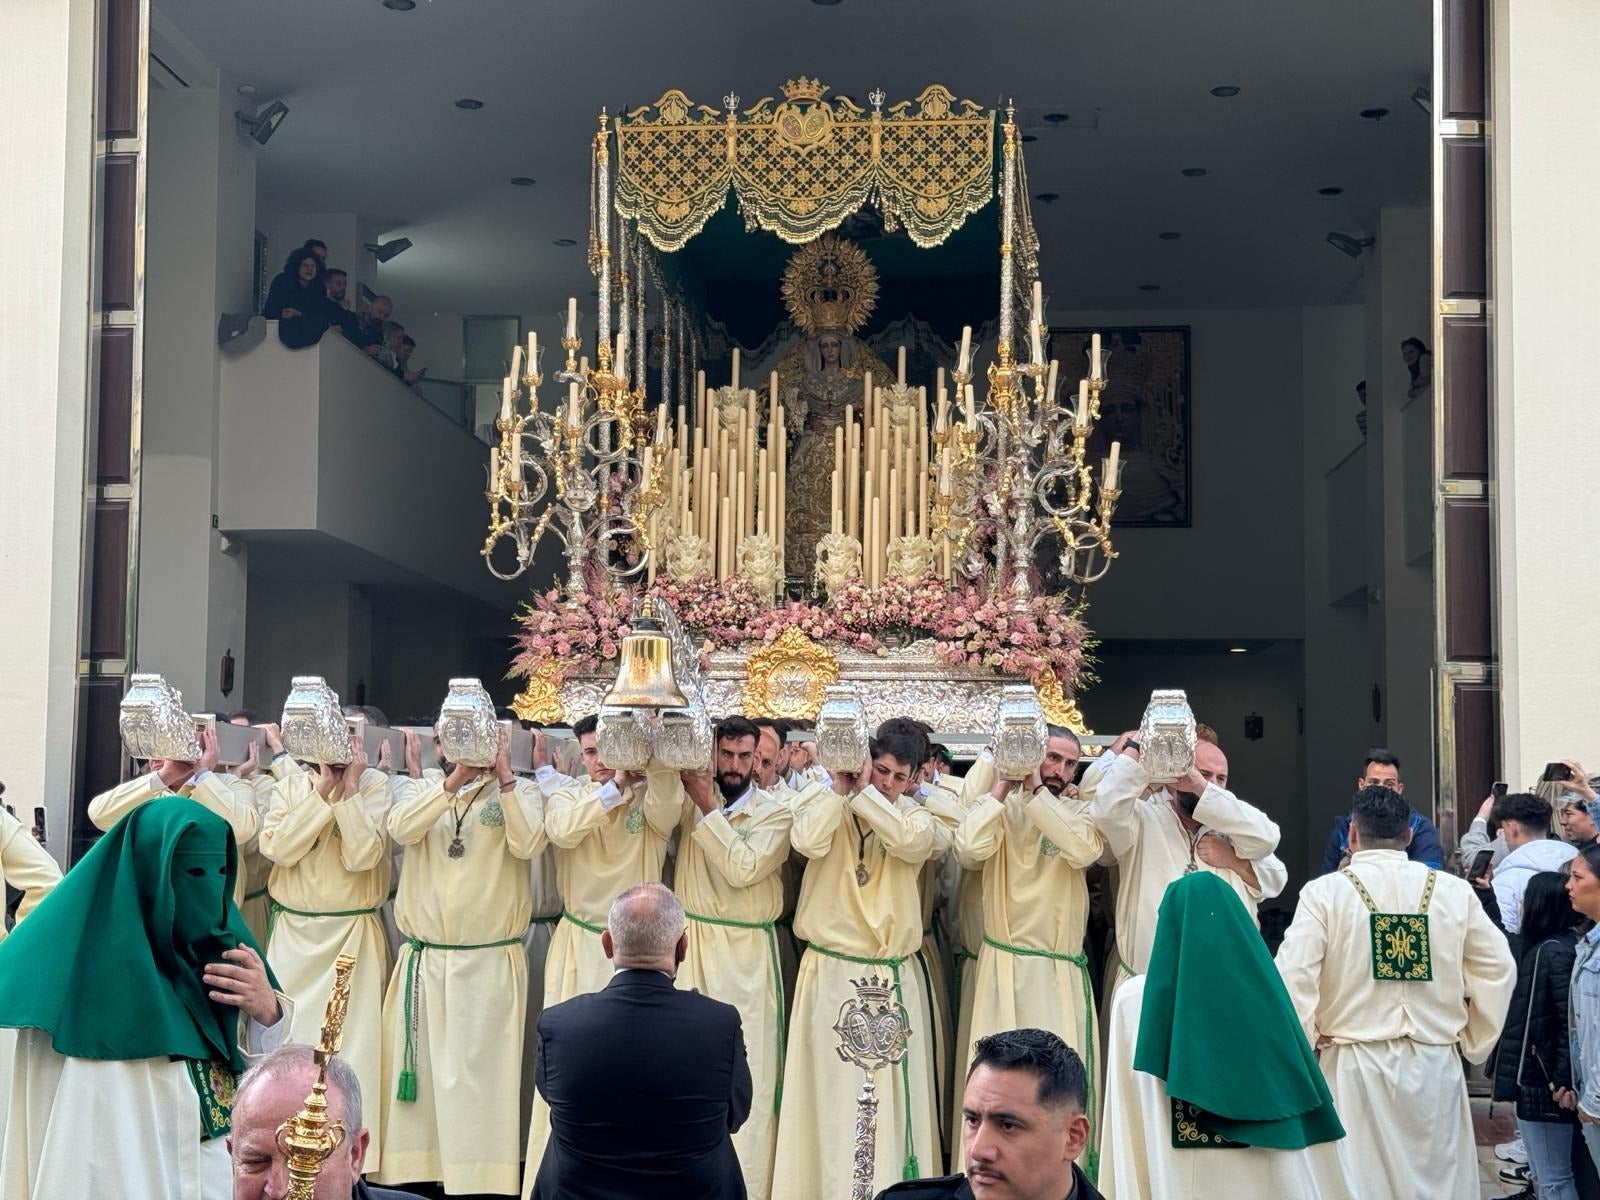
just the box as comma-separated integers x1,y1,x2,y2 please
1544,762,1576,783
32,806,46,847
1491,781,1508,801
1469,848,1494,881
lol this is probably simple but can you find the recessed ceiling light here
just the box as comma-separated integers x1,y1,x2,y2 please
1138,284,1161,292
382,0,415,10
1359,107,1389,122
1181,167,1207,178
1042,112,1070,124
1317,186,1344,196
510,177,536,187
1209,86,1241,97
237,83,257,96
1035,192,1060,204
553,238,577,247
1021,133,1038,143
1158,231,1182,240
813,0,843,5
455,98,484,110
1229,646,1248,653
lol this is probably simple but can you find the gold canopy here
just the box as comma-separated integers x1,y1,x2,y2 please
613,80,996,252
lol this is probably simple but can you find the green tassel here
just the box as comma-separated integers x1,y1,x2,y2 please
396,1070,417,1103
903,1154,919,1181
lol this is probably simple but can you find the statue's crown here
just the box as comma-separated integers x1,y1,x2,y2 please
782,77,828,104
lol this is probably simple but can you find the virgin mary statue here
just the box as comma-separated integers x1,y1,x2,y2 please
774,236,893,580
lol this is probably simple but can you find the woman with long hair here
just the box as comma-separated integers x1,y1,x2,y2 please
1494,871,1581,1198
1561,845,1600,1169
263,246,327,349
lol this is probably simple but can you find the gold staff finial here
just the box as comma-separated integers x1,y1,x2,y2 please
276,953,356,1200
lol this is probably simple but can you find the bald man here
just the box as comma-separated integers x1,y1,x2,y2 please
229,1043,423,1200
528,883,751,1200
1085,729,1286,1009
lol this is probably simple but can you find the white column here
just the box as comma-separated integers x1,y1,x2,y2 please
0,0,97,863
1492,0,1600,782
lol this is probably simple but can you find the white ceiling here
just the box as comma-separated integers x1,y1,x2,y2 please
156,0,1431,319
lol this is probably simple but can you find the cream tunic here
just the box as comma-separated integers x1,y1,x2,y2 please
916,781,964,1161
88,771,261,905
1097,975,1358,1200
771,784,946,1200
377,774,545,1196
239,757,301,945
520,770,678,1197
656,768,794,1200
1084,750,1284,989
258,764,392,1170
1275,849,1515,1200
0,809,60,934
518,767,570,1143
951,782,1104,1176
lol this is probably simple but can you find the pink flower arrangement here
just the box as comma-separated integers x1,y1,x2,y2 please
512,569,1090,692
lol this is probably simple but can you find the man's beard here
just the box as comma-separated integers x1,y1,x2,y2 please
1039,769,1069,796
717,770,752,803
1173,788,1201,817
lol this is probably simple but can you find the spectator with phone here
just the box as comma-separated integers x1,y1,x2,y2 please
1314,750,1446,875
1492,793,1577,942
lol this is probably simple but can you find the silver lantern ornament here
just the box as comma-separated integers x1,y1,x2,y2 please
653,699,714,771
815,684,870,774
436,678,502,769
595,705,653,772
1139,688,1198,781
281,676,353,765
119,674,202,762
991,683,1048,780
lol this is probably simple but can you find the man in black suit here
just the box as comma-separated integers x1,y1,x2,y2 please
876,1029,1103,1200
530,881,752,1200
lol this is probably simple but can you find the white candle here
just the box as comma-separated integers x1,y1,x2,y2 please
1091,332,1103,381
510,344,523,382
655,404,668,445
1030,281,1044,364
897,345,906,387
1046,359,1059,406
731,347,740,390
1075,379,1090,430
964,384,977,430
1106,440,1121,487
568,381,580,427
500,376,514,422
527,330,537,369
615,330,627,375
1031,322,1043,367
939,448,951,493
566,298,577,339
958,326,972,374
510,441,523,483
488,446,500,484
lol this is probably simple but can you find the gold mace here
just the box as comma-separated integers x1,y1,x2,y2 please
276,953,356,1200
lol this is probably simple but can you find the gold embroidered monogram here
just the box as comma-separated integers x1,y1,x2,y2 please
1341,867,1436,982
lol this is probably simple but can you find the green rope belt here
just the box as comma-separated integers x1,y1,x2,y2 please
981,935,1100,1183
560,910,605,935
685,910,787,1115
806,943,921,1180
396,933,521,1103
243,887,269,902
266,901,379,943
528,914,562,927
952,947,977,1029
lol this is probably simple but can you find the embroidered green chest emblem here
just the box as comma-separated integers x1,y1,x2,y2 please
625,805,645,834
186,1058,238,1140
479,798,505,827
1039,836,1060,857
734,824,750,841
1341,867,1436,982
1171,1097,1244,1149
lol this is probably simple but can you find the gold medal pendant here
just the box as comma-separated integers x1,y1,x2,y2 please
855,862,870,886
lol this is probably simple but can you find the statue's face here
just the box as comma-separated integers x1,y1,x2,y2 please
819,336,841,367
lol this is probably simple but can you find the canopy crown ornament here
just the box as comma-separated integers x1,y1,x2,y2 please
781,76,829,104
782,235,879,336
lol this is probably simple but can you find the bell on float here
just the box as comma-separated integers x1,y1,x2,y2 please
602,599,688,710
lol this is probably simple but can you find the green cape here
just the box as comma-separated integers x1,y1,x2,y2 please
1133,871,1344,1149
0,795,272,1072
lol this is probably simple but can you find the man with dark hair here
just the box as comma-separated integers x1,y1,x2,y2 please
1315,749,1446,875
1490,790,1576,936
1277,785,1515,1200
951,725,1103,1175
875,1028,1102,1200
641,714,795,1198
772,726,948,1199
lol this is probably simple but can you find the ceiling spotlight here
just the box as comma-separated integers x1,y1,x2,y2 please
1020,133,1038,143
455,98,485,110
1317,186,1344,196
382,0,416,10
1229,646,1248,654
235,99,289,146
1209,85,1241,97
1158,231,1182,240
1326,231,1374,258
1411,85,1432,115
1181,167,1207,178
510,177,537,187
236,83,257,96
1138,284,1161,292
1359,107,1389,122
1035,192,1060,204
812,0,844,5
553,238,578,247
1042,112,1070,124
363,238,413,263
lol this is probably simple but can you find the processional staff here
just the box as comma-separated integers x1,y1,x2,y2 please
277,952,357,1200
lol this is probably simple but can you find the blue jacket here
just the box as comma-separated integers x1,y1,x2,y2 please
1316,807,1446,875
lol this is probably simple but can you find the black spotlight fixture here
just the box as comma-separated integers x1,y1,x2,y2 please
1181,167,1207,178
455,98,485,110
1317,186,1344,196
1359,107,1389,122
1158,231,1182,240
235,99,290,146
1138,284,1161,292
364,238,413,263
1209,85,1241,97
1042,112,1070,124
510,177,536,187
1035,192,1060,204
382,0,415,9
1021,133,1038,143
1326,231,1374,258
553,238,578,247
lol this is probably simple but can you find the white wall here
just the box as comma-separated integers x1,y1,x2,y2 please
243,580,370,713
1492,0,1600,782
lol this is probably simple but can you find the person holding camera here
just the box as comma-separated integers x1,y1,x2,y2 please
1490,792,1577,942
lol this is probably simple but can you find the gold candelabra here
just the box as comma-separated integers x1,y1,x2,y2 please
276,953,356,1200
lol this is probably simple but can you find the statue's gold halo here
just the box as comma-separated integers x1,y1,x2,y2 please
781,235,879,336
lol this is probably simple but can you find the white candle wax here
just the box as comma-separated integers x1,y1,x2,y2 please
566,298,577,339
897,346,906,387
510,344,523,382
1075,379,1090,429
568,382,580,426
731,347,740,390
488,446,500,483
1107,440,1121,486
958,326,972,374
964,384,977,429
501,377,513,422
1091,332,1102,381
527,330,537,369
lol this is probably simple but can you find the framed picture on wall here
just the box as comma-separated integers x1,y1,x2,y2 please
1050,325,1192,527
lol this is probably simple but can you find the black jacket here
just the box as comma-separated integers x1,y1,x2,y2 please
354,1181,426,1199
264,272,333,349
874,1163,1104,1200
530,968,752,1200
1492,929,1578,1123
